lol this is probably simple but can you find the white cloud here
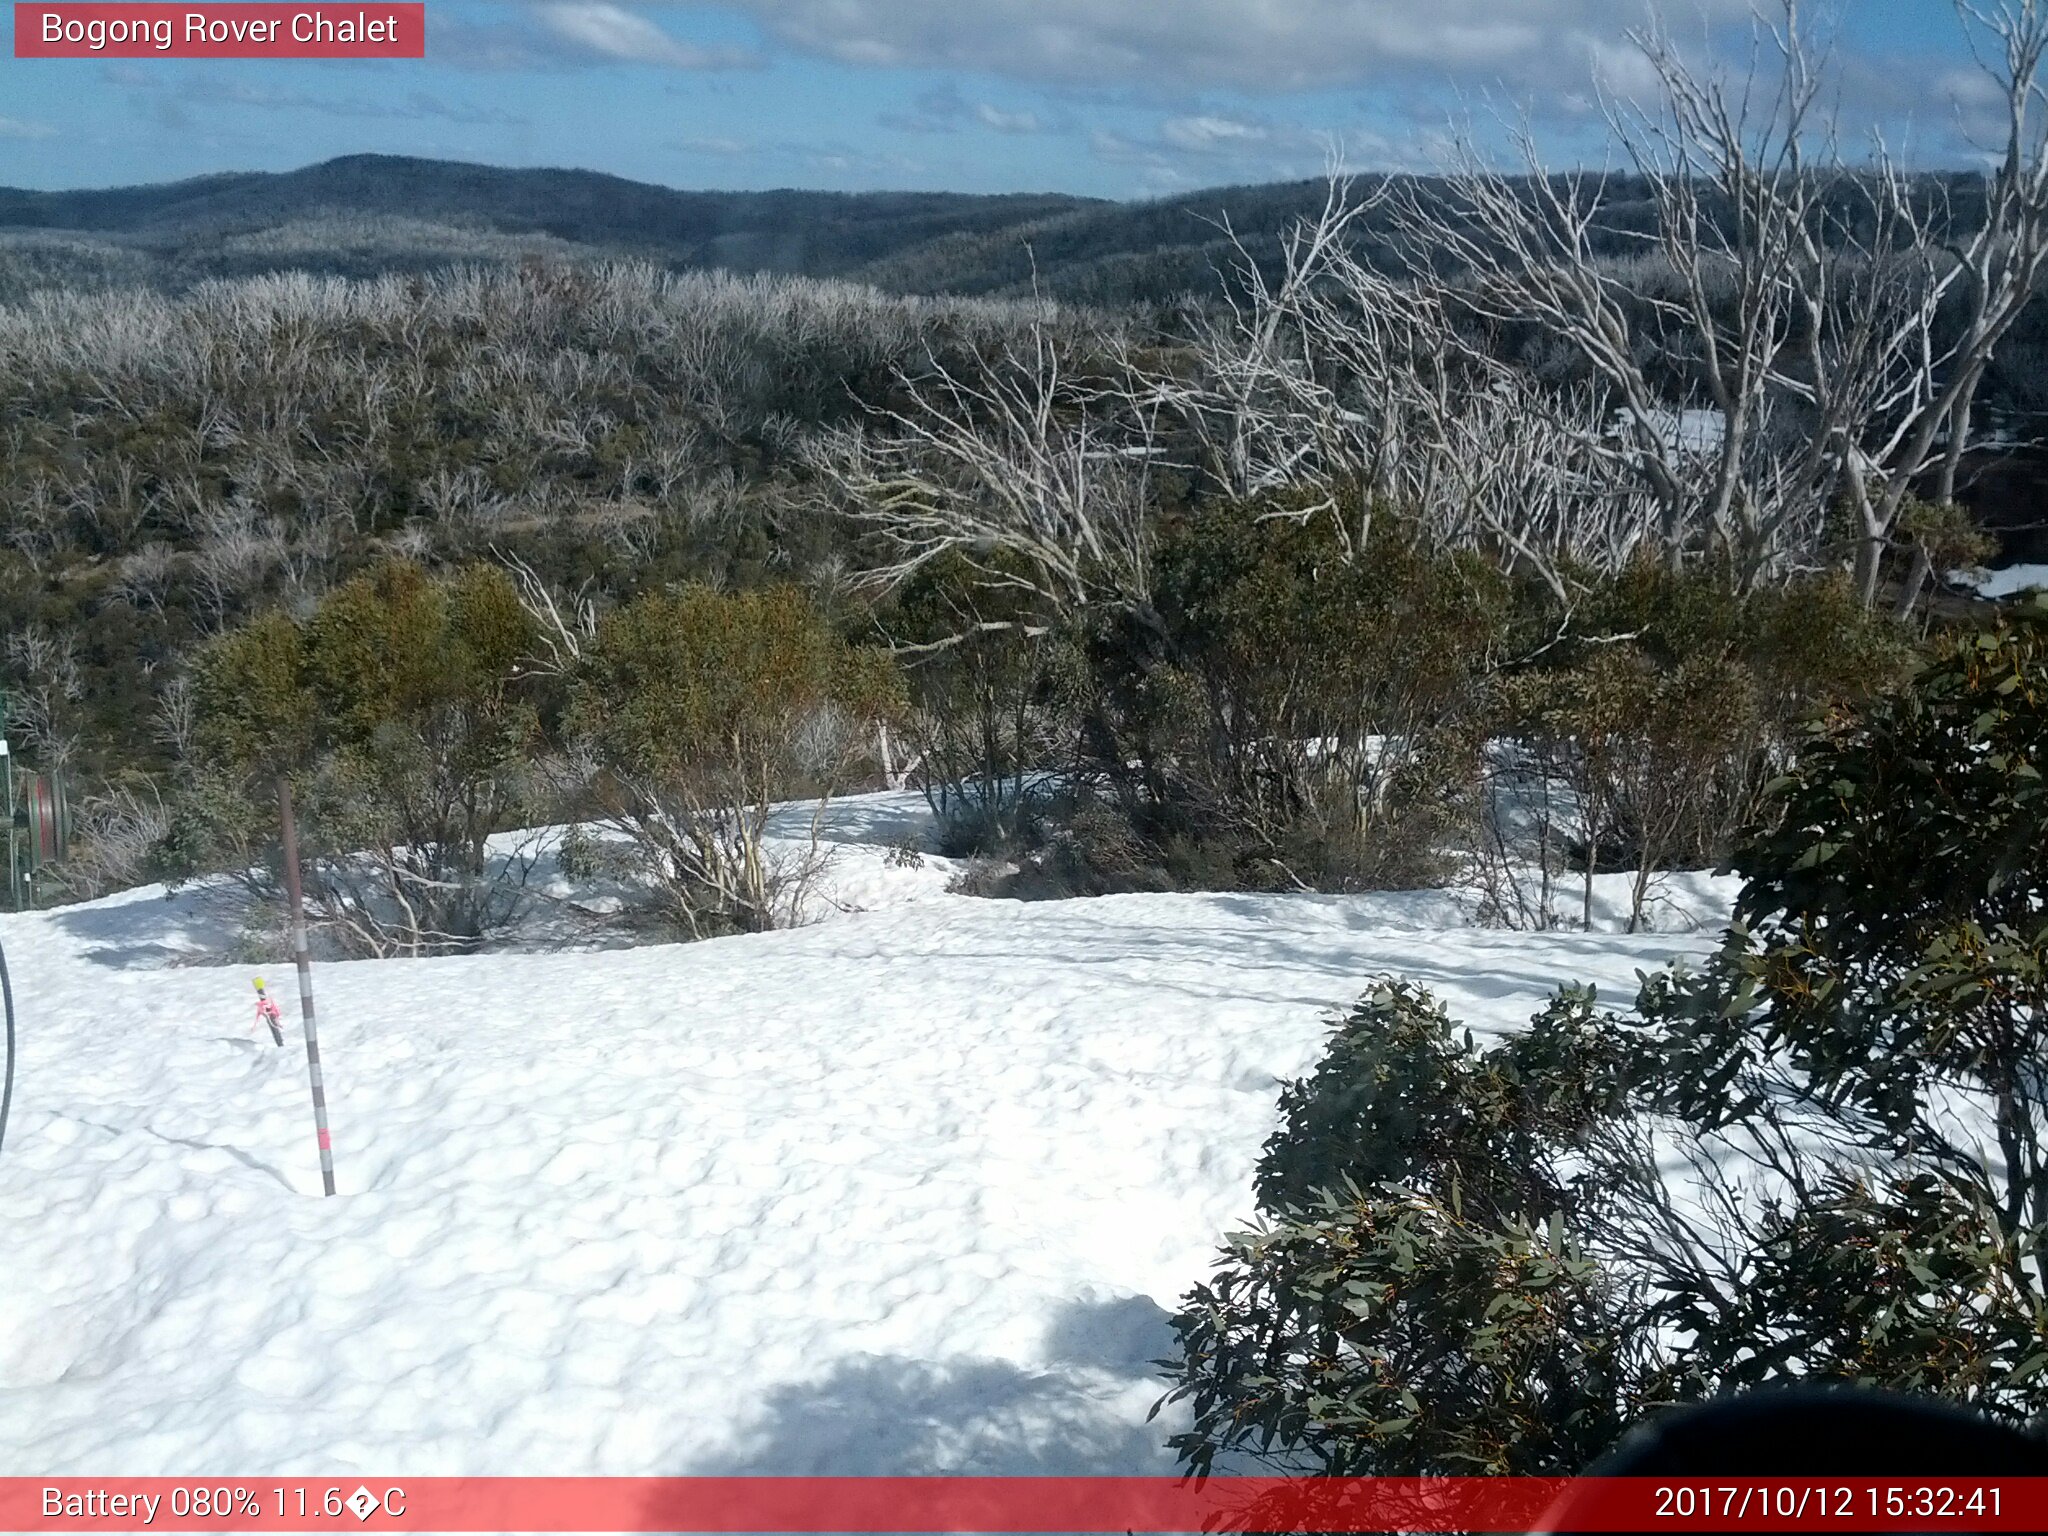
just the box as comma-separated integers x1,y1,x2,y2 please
1910,66,2017,161
1087,127,1157,166
1079,108,1452,191
94,69,525,127
698,0,1753,95
1089,117,1324,189
1083,129,1193,193
664,129,927,180
880,85,1051,137
675,133,751,154
0,117,57,141
1160,114,1269,153
800,145,926,177
535,3,755,69
975,102,1042,135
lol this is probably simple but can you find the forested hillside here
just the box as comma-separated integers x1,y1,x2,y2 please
0,155,1098,294
0,155,1753,304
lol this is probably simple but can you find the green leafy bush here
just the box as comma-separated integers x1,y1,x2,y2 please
1162,597,2048,1474
566,583,902,936
1165,982,1671,1476
168,560,545,954
1085,497,1508,893
882,548,1088,853
1483,565,1914,929
1653,588,2048,1273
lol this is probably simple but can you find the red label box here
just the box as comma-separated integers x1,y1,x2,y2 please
13,3,425,58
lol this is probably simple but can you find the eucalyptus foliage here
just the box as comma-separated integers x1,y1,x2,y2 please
167,560,546,954
566,583,901,937
1161,598,2048,1474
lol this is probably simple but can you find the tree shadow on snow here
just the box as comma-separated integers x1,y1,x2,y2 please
49,885,252,969
920,932,1603,1016
764,792,936,852
1039,1292,1177,1375
691,1294,1182,1478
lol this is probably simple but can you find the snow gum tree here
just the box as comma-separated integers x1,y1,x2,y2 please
881,547,1088,852
1125,496,1508,892
169,559,548,955
565,584,902,937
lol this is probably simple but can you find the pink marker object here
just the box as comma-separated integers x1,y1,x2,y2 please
253,979,284,1047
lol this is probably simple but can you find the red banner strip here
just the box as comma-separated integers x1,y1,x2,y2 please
4,1477,2048,1533
13,5,424,59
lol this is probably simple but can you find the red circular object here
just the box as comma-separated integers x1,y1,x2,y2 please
26,780,57,864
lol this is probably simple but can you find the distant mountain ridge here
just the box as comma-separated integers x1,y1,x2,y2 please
2,154,2042,559
3,153,2008,308
0,152,1356,303
0,154,1102,276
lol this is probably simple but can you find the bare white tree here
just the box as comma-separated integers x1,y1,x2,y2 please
54,779,172,900
188,503,282,633
1308,2,2044,604
1151,171,1669,600
3,623,83,773
813,316,1158,641
152,673,198,760
496,548,597,679
110,541,181,614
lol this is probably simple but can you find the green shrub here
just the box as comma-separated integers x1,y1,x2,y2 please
1092,497,1508,892
173,560,545,954
1162,597,2048,1475
1657,591,2048,1235
1485,565,1916,929
1164,982,1671,1476
566,583,902,936
883,549,1088,850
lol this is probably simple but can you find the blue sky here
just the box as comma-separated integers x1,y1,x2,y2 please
0,2,2013,197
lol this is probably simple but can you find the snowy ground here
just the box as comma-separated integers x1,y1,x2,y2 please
1951,562,2048,600
0,792,1735,1476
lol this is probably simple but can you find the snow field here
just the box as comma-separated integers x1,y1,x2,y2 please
1951,563,2048,600
0,796,1734,1475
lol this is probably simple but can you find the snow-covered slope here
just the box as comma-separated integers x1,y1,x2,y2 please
0,795,1734,1475
1952,562,2048,600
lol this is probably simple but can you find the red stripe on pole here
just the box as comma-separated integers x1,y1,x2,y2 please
13,5,425,59
316,1130,331,1150
4,1478,2048,1532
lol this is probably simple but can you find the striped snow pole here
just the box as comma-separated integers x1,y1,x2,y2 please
277,776,337,1197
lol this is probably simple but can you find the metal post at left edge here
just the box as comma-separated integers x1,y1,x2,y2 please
277,776,337,1196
